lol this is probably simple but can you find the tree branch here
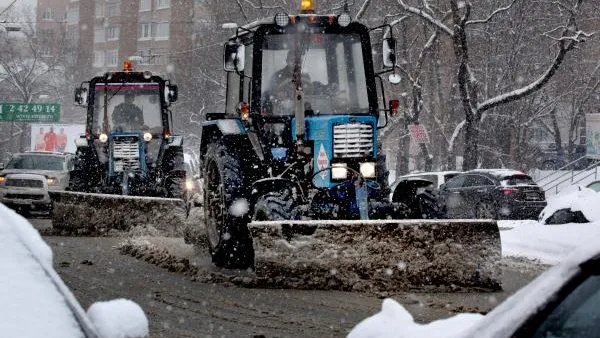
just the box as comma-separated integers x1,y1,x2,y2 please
396,0,454,36
466,0,518,25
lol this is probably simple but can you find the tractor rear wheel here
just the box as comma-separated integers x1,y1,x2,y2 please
203,142,254,269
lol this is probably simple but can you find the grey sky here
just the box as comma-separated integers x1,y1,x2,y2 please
0,0,35,10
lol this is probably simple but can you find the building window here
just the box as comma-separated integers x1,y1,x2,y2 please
139,23,151,39
107,2,120,17
106,25,119,41
106,49,118,67
94,28,105,43
95,1,104,17
93,51,105,67
139,0,151,11
155,0,169,9
153,22,169,40
138,49,151,64
41,8,54,21
66,8,79,24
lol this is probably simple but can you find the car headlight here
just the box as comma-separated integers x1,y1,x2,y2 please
360,162,376,178
46,177,56,185
331,163,348,180
99,133,108,143
143,132,153,142
0,175,5,184
185,180,194,191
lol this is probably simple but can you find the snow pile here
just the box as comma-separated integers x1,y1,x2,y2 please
500,220,600,264
0,204,85,338
347,298,483,338
538,186,600,223
87,299,149,338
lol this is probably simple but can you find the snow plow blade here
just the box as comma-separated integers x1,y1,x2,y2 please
249,219,501,292
49,191,186,236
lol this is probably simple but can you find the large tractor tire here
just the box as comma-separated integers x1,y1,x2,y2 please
203,142,254,269
253,189,298,221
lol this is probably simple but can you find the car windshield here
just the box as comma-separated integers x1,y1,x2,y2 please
261,33,369,115
6,155,65,171
92,83,162,134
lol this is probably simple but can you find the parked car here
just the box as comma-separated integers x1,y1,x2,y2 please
0,203,149,338
0,173,51,214
0,151,73,191
438,169,547,220
390,171,461,219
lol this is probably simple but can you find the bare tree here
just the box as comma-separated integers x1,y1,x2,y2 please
396,0,592,170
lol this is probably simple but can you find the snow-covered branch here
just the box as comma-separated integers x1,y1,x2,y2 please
396,0,454,36
466,0,518,25
355,0,372,20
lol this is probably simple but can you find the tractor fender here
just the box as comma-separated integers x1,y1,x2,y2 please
200,120,259,173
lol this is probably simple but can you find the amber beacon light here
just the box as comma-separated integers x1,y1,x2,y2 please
301,0,314,13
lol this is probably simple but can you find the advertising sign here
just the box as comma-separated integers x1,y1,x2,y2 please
30,124,85,154
586,114,600,159
0,103,60,122
408,123,430,144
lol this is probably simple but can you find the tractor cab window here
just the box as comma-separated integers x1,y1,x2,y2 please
92,83,163,135
261,33,369,116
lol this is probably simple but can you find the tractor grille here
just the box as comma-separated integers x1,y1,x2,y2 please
113,137,140,172
6,179,44,188
333,123,374,158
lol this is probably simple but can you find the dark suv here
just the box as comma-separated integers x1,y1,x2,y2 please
438,169,547,220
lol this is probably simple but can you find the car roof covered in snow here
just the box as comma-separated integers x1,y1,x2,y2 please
462,238,600,338
465,169,528,179
0,204,99,338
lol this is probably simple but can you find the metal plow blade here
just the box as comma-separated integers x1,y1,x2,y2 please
249,220,502,292
49,191,187,236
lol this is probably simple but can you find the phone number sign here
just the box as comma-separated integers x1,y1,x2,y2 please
0,103,60,122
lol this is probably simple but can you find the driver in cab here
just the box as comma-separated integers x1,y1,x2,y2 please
112,92,144,130
265,50,314,115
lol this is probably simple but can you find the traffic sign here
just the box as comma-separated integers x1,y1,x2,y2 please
408,123,430,144
0,103,60,122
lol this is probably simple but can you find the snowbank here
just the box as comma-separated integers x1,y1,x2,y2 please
347,298,482,338
500,220,600,264
538,186,600,223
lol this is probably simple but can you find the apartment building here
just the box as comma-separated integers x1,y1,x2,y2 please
36,0,197,82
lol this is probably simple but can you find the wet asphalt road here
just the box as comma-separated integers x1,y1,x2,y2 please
29,217,546,338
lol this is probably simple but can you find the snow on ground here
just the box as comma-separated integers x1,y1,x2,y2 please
500,186,600,264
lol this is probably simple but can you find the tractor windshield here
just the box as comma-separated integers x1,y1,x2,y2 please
261,33,369,116
92,83,163,135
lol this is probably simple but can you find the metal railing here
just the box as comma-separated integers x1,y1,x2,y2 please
536,156,600,194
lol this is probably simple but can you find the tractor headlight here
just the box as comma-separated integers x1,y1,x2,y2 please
143,132,153,142
338,13,351,27
360,162,376,178
274,12,289,27
331,163,347,180
46,177,56,185
185,180,194,191
99,133,108,143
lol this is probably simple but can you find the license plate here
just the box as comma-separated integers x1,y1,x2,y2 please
525,192,539,200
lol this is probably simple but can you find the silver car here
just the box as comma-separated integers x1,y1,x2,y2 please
0,151,73,191
0,173,51,214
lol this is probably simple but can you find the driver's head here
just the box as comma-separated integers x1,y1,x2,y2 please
124,92,135,103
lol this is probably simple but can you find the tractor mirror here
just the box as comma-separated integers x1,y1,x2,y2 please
168,85,178,103
223,42,245,72
382,38,396,68
0,162,4,170
74,87,88,106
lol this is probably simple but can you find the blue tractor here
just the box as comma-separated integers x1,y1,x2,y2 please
196,2,502,291
50,61,187,233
